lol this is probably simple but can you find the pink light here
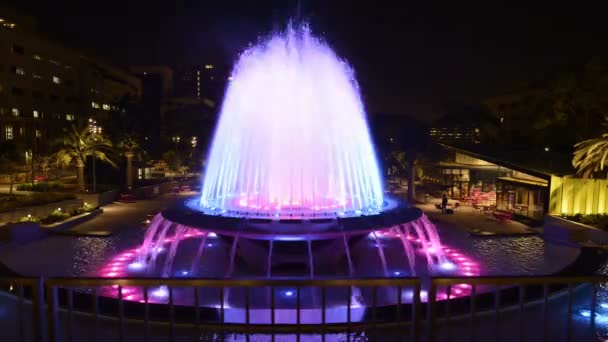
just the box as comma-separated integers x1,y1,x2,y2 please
105,272,119,277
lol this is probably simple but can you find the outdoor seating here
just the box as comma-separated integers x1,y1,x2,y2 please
493,210,512,223
118,193,136,203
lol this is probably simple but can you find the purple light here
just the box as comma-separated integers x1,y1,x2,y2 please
440,262,457,271
152,286,169,299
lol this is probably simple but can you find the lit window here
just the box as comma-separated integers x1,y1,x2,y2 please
33,110,39,118
13,66,25,75
66,114,75,121
64,65,72,69
197,70,200,75
91,102,100,109
52,76,61,84
33,73,42,79
197,76,200,81
33,54,42,61
12,108,19,117
5,125,13,140
35,129,41,138
49,59,60,66
2,22,16,29
102,104,111,111
205,64,214,69
19,127,24,136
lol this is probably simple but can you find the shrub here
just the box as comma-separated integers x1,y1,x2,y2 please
40,209,70,224
17,214,40,223
562,213,608,231
16,182,63,192
82,202,97,212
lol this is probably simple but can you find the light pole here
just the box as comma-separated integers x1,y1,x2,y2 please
89,118,102,193
172,136,181,153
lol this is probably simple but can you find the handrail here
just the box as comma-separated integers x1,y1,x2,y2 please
0,274,605,341
45,276,421,287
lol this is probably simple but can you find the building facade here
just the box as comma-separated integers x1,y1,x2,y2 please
0,6,141,155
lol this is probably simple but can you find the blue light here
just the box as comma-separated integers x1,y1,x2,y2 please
272,236,306,241
281,289,296,298
440,262,457,271
580,310,592,318
206,243,214,247
207,232,217,238
179,270,190,276
601,303,608,309
127,261,145,271
393,271,404,276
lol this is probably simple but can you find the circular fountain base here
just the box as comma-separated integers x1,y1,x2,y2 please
162,196,418,241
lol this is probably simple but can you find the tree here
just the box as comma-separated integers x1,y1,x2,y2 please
573,131,608,178
0,141,27,194
38,155,54,180
162,150,183,178
55,124,117,192
117,134,141,189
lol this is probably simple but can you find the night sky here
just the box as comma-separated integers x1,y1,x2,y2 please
7,0,608,121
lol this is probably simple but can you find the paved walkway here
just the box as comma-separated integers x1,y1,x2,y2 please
419,198,538,236
60,192,186,235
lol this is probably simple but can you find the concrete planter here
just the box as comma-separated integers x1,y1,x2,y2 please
0,222,45,244
42,208,103,232
543,215,608,246
132,181,178,199
75,190,119,208
0,198,83,225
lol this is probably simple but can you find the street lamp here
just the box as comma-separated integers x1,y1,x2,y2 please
172,136,181,152
89,118,102,193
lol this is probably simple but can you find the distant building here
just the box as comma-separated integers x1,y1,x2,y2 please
435,143,605,222
129,66,174,154
174,63,228,107
429,126,481,144
0,5,141,154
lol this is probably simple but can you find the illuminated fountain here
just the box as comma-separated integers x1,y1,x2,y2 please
199,24,383,219
96,24,479,323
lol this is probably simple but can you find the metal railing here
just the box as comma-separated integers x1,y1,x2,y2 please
0,275,605,342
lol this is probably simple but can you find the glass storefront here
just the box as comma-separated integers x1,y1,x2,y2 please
496,180,546,220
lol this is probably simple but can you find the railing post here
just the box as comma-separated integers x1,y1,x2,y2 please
412,282,421,342
32,277,45,342
427,283,437,342
46,284,58,342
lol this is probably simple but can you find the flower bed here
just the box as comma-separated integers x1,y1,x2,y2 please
560,213,608,231
0,193,76,212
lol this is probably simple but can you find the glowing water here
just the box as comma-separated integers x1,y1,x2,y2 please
200,25,383,218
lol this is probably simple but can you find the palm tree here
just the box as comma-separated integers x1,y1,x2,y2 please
573,133,608,178
55,124,117,192
117,134,140,189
